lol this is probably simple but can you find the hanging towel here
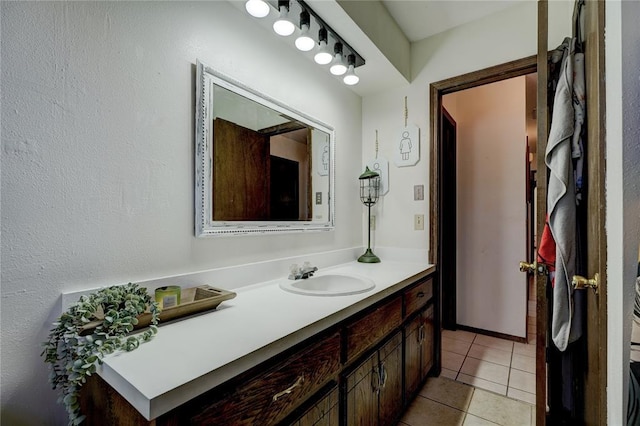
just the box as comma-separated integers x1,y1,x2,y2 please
546,37,581,352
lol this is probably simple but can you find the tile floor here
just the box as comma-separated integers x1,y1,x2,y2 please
440,329,537,405
399,376,535,426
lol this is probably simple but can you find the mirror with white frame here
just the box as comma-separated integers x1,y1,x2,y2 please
195,60,335,236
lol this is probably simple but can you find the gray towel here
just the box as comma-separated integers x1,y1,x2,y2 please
546,37,581,351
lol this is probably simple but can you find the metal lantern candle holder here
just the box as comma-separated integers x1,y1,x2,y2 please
358,167,381,263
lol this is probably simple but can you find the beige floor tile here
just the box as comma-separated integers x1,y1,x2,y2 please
443,336,473,356
440,368,459,380
467,344,512,367
443,350,466,372
463,413,500,426
513,342,536,358
457,373,507,395
473,335,514,352
509,369,536,394
460,357,510,385
511,353,536,374
443,329,477,343
467,388,532,426
507,387,536,405
400,396,465,426
419,377,475,411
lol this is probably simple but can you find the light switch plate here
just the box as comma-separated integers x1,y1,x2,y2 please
414,214,424,230
414,185,424,201
315,192,322,204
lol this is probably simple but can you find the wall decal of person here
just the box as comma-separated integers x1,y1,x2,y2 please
399,130,412,160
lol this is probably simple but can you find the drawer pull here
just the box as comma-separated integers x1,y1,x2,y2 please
417,291,425,298
273,375,305,402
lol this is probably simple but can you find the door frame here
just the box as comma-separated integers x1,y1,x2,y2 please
429,54,541,418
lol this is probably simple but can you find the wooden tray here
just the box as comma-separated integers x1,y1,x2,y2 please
79,285,236,335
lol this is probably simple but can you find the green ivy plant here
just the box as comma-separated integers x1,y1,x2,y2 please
42,283,161,425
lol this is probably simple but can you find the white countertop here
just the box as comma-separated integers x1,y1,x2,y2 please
97,259,434,420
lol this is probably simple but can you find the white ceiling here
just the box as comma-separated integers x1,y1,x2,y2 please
381,0,522,42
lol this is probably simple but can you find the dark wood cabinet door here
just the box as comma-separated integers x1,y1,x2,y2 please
288,386,339,426
378,333,403,426
345,352,378,426
403,315,422,400
421,306,435,378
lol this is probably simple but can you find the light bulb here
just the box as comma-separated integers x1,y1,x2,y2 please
273,6,295,36
245,0,270,18
343,65,359,85
330,53,347,76
314,40,332,65
295,24,315,51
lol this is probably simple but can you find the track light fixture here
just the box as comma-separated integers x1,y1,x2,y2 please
245,0,270,18
329,43,347,76
343,54,359,85
295,11,315,51
273,0,295,36
313,27,333,65
244,0,364,86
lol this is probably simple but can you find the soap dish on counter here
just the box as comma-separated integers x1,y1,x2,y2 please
79,285,236,335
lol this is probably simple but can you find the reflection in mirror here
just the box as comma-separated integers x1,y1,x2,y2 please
195,60,335,236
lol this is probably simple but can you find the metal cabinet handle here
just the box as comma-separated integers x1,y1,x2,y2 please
379,362,387,389
273,374,304,401
417,291,425,298
371,366,380,394
418,325,425,344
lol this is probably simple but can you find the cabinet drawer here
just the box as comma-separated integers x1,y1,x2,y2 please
404,278,432,318
345,296,402,362
190,332,341,426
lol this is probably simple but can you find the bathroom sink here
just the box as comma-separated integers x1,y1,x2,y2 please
279,274,376,297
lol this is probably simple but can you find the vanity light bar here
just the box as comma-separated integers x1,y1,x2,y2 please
244,0,365,85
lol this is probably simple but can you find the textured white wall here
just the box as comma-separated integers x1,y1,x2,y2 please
361,1,572,253
444,77,527,338
0,2,362,423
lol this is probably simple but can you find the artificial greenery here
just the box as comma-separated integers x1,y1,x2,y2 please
42,283,161,425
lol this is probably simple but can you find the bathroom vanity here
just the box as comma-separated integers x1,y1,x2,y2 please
79,260,438,425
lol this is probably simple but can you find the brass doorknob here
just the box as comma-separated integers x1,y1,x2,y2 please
519,261,537,273
519,261,546,275
572,273,599,294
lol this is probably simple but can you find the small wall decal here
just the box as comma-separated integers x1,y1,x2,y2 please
367,155,389,196
394,124,420,167
316,136,329,176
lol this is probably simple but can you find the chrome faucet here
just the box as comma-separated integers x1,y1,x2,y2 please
288,262,318,280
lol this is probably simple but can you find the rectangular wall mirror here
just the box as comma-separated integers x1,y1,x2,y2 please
195,60,335,236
